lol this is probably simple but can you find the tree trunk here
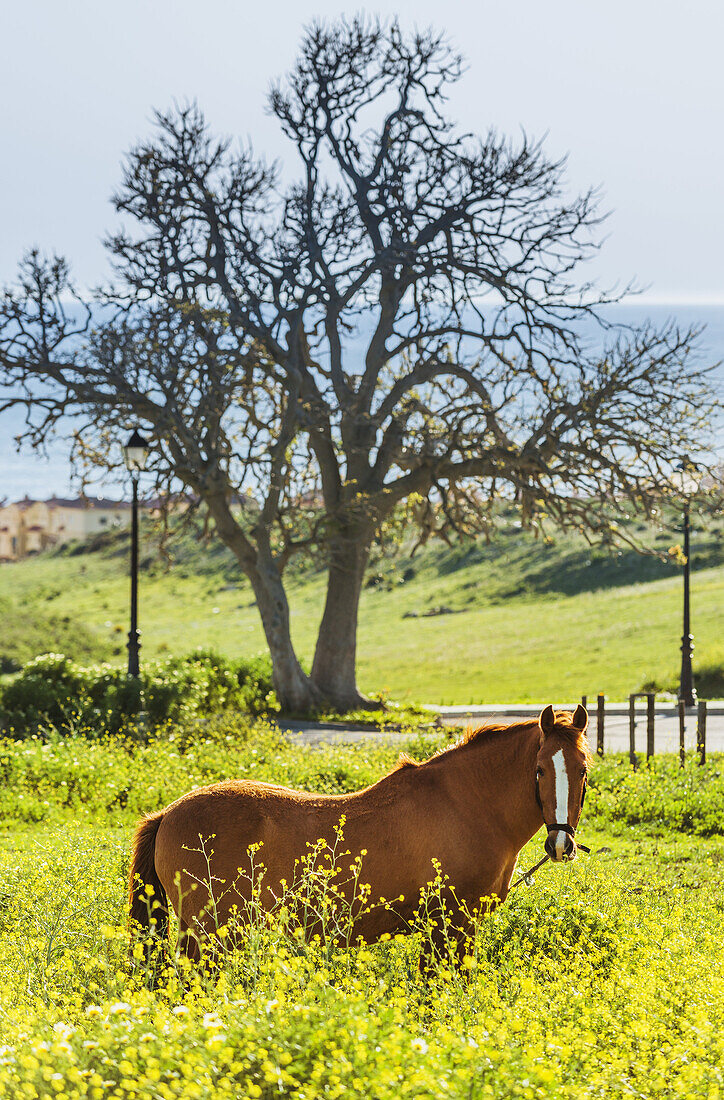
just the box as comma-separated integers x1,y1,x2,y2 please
311,525,375,711
247,552,322,714
209,493,372,715
206,495,321,714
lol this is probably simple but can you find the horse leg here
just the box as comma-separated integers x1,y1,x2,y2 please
418,898,473,976
178,919,233,986
177,921,201,965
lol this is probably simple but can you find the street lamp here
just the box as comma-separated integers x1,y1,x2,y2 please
673,459,700,709
122,429,151,677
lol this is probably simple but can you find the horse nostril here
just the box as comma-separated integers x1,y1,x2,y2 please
544,834,561,860
565,838,576,860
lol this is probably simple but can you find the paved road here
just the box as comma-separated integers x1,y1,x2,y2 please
435,706,724,755
281,722,411,748
282,706,724,755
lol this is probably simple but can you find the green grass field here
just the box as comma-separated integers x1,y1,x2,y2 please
1,508,723,702
1,722,724,1098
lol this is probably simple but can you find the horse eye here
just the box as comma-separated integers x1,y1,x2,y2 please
536,766,543,777
580,768,587,778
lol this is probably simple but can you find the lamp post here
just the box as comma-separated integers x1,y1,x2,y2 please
674,459,699,709
123,430,150,677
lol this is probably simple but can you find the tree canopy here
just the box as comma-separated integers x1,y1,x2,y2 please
0,17,718,711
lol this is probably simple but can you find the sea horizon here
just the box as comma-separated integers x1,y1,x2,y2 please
2,302,723,503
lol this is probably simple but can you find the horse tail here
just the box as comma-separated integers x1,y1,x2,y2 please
128,812,168,956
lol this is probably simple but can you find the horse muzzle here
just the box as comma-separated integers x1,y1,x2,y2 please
544,828,577,862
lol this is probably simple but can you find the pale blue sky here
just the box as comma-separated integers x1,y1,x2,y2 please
2,1,724,498
1,0,723,302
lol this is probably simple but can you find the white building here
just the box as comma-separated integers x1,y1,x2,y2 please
0,496,131,561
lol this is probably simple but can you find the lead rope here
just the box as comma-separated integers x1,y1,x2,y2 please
509,852,551,891
509,839,591,892
510,774,591,891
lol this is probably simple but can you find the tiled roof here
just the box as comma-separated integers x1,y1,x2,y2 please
46,496,131,510
0,496,132,512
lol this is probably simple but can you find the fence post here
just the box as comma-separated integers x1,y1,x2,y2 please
678,699,686,767
597,693,605,757
697,700,707,765
628,694,637,769
646,693,655,761
581,695,587,710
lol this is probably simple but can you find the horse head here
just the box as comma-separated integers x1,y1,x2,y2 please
535,704,590,862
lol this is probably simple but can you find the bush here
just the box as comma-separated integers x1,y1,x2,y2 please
0,653,93,731
0,650,280,736
589,754,724,836
233,653,278,716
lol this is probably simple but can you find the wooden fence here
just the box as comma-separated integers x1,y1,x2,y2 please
580,693,708,767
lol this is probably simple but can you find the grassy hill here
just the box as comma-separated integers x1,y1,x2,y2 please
0,594,114,672
1,506,723,702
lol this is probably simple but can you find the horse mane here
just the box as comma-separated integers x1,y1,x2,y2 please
393,753,420,770
393,711,592,772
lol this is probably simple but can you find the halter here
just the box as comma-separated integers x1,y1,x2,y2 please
534,773,588,843
511,774,590,890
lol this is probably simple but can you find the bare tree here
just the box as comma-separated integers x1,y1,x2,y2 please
0,17,718,711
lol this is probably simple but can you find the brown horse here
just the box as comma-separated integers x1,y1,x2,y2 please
129,705,591,963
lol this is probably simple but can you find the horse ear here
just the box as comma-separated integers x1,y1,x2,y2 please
572,704,589,731
539,704,556,736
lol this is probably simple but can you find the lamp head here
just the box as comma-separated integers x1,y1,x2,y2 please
673,457,700,497
123,430,150,473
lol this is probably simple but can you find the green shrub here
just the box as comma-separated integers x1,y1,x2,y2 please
0,653,94,730
0,650,280,736
233,653,278,716
588,755,724,835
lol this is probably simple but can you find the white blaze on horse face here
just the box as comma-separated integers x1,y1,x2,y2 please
551,749,569,858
